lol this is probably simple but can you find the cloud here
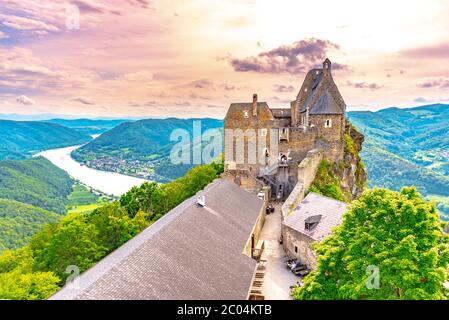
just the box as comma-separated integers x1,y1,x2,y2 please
189,92,211,100
273,84,295,93
0,13,60,33
0,47,97,94
181,79,215,90
16,95,35,105
401,43,449,59
71,0,121,15
126,0,152,8
414,97,449,103
0,31,9,39
223,84,235,91
346,81,383,90
417,77,449,89
206,104,224,109
271,96,291,104
385,68,405,78
174,101,191,106
71,97,95,105
230,38,345,75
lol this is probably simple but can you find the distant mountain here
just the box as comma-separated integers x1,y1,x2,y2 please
0,157,74,214
348,104,449,218
0,120,92,160
0,113,146,121
44,119,132,135
72,118,224,182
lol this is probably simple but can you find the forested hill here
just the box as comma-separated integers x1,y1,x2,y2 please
0,199,59,252
0,120,91,160
0,157,76,252
0,157,73,214
72,118,223,182
347,104,449,218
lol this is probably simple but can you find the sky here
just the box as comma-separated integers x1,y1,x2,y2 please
1,0,449,119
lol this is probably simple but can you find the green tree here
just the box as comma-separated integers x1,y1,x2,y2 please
0,247,60,300
88,202,150,250
32,214,108,282
293,187,449,300
0,269,60,300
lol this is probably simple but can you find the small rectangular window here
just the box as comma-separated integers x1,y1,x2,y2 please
243,110,249,118
325,119,332,128
294,245,298,253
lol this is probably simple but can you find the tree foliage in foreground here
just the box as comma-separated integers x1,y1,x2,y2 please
0,161,223,299
293,187,449,300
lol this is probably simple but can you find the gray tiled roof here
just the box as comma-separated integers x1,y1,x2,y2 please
270,108,291,118
227,102,269,113
283,192,348,241
309,90,342,115
298,67,346,115
50,179,263,300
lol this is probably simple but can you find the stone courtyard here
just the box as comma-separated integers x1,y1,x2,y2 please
259,204,299,300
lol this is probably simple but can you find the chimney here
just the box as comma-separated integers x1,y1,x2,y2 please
197,195,206,207
252,93,258,116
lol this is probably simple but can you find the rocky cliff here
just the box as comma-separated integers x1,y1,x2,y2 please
308,121,367,202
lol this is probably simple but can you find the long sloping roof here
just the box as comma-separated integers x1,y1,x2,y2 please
283,192,348,241
50,179,263,300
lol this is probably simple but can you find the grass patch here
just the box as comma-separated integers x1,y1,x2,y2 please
67,183,99,207
68,203,102,215
344,133,357,156
308,159,346,202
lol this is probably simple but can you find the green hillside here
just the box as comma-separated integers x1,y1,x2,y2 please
0,199,59,252
0,157,74,214
0,120,91,160
72,118,223,182
348,104,449,218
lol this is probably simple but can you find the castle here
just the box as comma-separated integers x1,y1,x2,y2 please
223,59,347,199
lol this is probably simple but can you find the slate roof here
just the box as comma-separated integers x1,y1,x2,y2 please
270,108,291,118
310,90,342,115
283,192,348,241
50,179,264,300
297,62,346,115
226,102,270,115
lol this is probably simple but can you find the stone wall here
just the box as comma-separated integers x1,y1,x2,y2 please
281,148,324,219
283,227,317,269
244,206,266,258
310,114,345,162
221,169,262,193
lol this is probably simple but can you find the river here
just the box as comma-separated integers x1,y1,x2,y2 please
36,145,148,197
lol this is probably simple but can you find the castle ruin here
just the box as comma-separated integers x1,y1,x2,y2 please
223,59,347,199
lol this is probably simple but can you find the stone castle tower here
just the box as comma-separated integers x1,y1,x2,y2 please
223,59,347,199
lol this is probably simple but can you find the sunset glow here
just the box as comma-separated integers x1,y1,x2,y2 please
1,0,449,118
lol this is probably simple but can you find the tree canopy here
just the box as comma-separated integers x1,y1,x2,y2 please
293,187,449,300
0,161,223,299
